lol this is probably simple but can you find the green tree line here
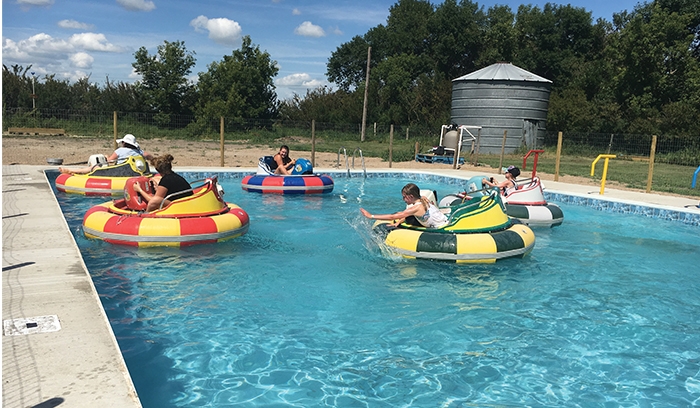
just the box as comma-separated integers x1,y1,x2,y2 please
3,0,699,140
290,0,700,138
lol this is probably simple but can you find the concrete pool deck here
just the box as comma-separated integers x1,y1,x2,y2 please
3,164,699,407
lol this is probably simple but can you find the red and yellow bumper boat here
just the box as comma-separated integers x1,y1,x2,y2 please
56,155,153,196
83,176,249,247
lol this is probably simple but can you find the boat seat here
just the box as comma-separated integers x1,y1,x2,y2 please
257,156,275,175
89,155,151,177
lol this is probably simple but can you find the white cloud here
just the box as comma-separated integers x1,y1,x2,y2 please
116,0,155,12
58,19,95,30
331,26,343,35
2,33,72,62
2,31,123,71
294,21,325,37
17,0,54,6
69,33,124,52
190,15,242,46
276,73,324,88
292,8,301,15
70,52,94,69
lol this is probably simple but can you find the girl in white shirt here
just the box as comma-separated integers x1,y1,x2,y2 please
360,183,448,229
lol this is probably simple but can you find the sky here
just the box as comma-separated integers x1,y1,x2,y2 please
2,0,643,101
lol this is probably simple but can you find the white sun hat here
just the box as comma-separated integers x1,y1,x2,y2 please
117,134,139,148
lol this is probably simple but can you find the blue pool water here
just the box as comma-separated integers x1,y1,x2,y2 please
53,173,700,407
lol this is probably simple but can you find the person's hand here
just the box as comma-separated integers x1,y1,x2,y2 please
133,182,141,193
360,208,372,219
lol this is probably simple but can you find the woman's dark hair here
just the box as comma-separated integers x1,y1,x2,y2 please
151,154,175,175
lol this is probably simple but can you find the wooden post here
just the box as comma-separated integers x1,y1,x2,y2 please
219,117,225,167
389,124,394,168
113,111,118,149
405,127,409,140
311,119,316,167
360,46,371,142
374,122,377,138
414,141,419,160
555,131,563,181
498,130,507,173
646,135,657,193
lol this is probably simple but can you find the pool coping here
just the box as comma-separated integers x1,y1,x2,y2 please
3,164,699,408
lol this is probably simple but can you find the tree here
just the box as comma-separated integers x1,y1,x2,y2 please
132,40,196,117
279,86,362,123
477,5,517,68
606,2,700,134
2,64,33,109
427,0,486,79
194,36,279,123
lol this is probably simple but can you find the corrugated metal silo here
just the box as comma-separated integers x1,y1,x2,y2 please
451,62,552,154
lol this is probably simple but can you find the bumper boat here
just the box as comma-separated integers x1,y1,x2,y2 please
83,175,249,247
56,155,154,196
440,176,564,227
241,157,334,194
373,191,535,263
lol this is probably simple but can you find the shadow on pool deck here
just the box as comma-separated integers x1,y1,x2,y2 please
2,164,698,408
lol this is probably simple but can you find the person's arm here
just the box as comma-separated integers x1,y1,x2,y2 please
360,205,420,222
133,183,169,212
146,185,170,211
274,155,294,175
482,177,509,189
107,151,118,163
142,150,154,160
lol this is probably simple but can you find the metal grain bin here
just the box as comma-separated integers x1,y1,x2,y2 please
451,62,552,154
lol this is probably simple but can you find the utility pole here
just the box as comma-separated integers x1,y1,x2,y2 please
360,46,371,142
30,72,36,109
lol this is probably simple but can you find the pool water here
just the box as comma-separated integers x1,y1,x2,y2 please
54,174,700,407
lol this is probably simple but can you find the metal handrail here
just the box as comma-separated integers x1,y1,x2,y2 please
352,147,366,178
590,154,616,195
337,147,350,177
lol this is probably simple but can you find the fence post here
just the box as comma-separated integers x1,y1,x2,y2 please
311,119,316,167
405,127,409,140
555,131,563,181
220,117,225,167
113,111,118,149
389,124,394,168
646,135,657,193
414,141,419,160
498,130,507,173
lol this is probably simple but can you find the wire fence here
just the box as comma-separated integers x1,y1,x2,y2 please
4,108,699,196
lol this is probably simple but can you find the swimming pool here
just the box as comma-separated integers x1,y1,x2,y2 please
54,173,700,407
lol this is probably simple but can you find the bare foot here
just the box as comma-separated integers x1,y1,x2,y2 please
58,167,73,175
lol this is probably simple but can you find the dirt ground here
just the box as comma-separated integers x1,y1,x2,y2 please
1,134,607,189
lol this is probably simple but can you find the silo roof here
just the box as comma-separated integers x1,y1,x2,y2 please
453,62,552,83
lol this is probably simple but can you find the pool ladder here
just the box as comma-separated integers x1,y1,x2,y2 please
337,147,366,178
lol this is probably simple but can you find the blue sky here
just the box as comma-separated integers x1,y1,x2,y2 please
2,0,643,101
